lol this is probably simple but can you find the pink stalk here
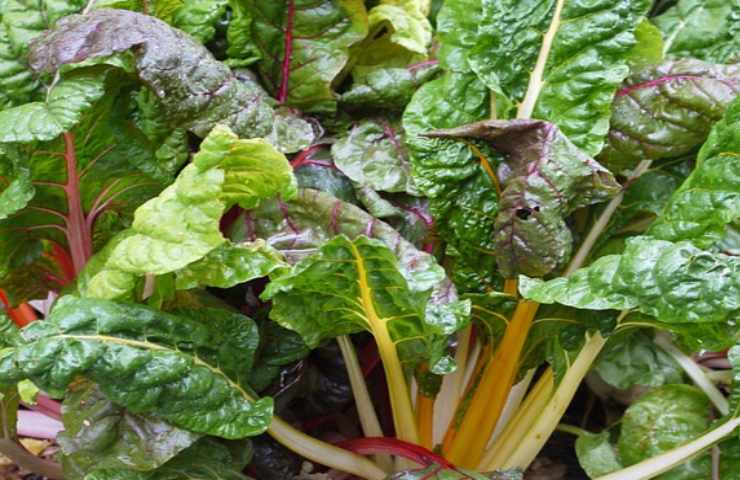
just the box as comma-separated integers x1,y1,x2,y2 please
17,411,64,440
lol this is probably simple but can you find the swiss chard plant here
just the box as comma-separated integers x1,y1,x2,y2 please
0,1,738,479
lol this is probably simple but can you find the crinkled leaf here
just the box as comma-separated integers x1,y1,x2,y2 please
0,147,34,220
600,60,739,174
262,235,469,374
0,69,106,143
0,24,38,109
0,311,20,347
575,430,623,478
292,149,357,203
468,0,651,155
593,329,683,390
0,296,272,439
224,0,260,67
341,62,440,111
82,125,295,299
155,0,228,43
618,384,711,478
83,437,253,480
265,108,316,155
626,19,664,69
365,0,432,57
520,236,740,324
175,241,286,290
59,382,200,479
654,0,740,63
29,9,275,139
245,0,367,112
648,97,740,248
430,119,620,277
332,119,417,195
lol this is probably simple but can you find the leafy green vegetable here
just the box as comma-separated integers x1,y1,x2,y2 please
29,9,275,139
81,125,295,299
341,61,440,110
58,382,200,478
648,97,740,248
244,0,367,112
654,0,740,63
0,296,273,439
467,0,651,154
389,465,521,479
520,236,739,324
430,119,620,277
600,59,739,174
575,430,623,478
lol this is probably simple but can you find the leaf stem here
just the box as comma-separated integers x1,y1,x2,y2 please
62,132,92,275
595,417,740,480
0,439,64,480
337,335,392,472
416,392,434,450
655,332,729,415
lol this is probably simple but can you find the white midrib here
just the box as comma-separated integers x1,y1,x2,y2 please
517,0,566,119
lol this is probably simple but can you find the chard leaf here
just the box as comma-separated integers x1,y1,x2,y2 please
154,0,228,43
83,437,253,480
626,19,664,69
262,235,470,375
245,0,368,112
0,24,37,109
331,119,417,195
0,296,272,439
247,189,456,301
600,60,739,174
59,382,200,478
574,430,622,478
0,148,33,220
340,62,440,111
0,312,20,347
648,97,740,248
0,69,106,143
365,0,432,57
654,0,740,63
28,9,275,139
224,0,260,67
592,330,683,390
520,236,740,324
174,241,287,290
83,125,295,299
468,0,651,155
430,119,620,278
618,384,711,477
389,466,521,479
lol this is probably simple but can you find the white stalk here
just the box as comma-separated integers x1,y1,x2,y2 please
433,325,472,444
337,335,392,472
596,417,740,480
655,332,729,415
489,369,535,446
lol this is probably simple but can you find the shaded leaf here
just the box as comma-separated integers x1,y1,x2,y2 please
245,0,368,112
0,296,272,439
388,465,521,479
59,382,199,478
575,430,623,478
430,119,620,277
341,61,440,111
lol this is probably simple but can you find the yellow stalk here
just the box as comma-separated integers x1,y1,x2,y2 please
442,300,539,467
416,393,435,450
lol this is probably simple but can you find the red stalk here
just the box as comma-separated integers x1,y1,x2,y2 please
0,290,37,327
277,0,296,104
62,133,92,275
336,437,454,469
290,144,324,169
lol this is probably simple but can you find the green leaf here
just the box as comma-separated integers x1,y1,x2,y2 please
648,97,740,248
83,437,253,480
0,69,106,143
159,0,228,43
29,9,275,139
575,430,623,478
341,62,441,111
520,236,739,324
0,311,20,347
262,235,469,374
332,119,417,195
245,0,368,112
0,385,19,439
468,0,651,155
264,108,316,155
0,296,273,439
0,23,38,109
430,119,620,277
59,382,200,478
618,384,711,478
599,60,739,174
224,0,260,67
593,330,683,390
654,0,740,63
365,0,432,57
626,19,664,68
82,125,295,299
0,147,34,220
174,240,287,290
